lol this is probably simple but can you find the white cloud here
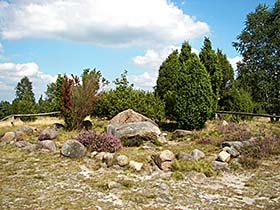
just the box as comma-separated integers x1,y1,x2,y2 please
0,62,56,101
0,42,3,53
130,45,199,89
228,56,242,70
0,0,210,47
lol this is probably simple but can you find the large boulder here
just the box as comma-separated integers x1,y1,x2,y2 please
38,140,57,152
106,121,161,141
61,139,86,158
15,126,34,135
38,128,58,141
109,109,157,126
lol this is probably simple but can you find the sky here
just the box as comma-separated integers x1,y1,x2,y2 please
0,0,276,102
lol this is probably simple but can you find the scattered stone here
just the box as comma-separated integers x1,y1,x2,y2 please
24,144,40,152
1,131,16,142
176,151,192,161
90,151,98,158
38,128,58,141
95,152,106,160
49,123,65,130
191,149,205,160
158,133,168,145
103,152,115,167
129,160,143,171
152,150,175,171
15,126,34,134
107,181,121,189
158,183,169,191
222,120,229,126
15,141,33,148
38,140,57,152
106,121,161,141
116,155,129,167
61,139,86,158
212,160,229,171
218,151,231,162
82,120,93,130
222,141,244,152
109,109,157,126
223,146,240,158
172,129,192,139
189,172,207,184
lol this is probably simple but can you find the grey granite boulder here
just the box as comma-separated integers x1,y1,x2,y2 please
38,128,58,141
61,139,86,158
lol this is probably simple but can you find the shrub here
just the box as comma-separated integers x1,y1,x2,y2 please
75,130,122,152
217,122,253,142
196,138,212,144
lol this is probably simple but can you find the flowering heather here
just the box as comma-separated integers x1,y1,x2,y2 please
75,130,122,153
217,122,253,142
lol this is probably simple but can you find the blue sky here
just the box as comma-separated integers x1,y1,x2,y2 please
0,0,276,102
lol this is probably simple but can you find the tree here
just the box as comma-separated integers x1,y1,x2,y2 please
92,71,165,120
174,43,213,129
216,49,235,108
233,1,280,116
15,76,35,103
61,68,107,130
155,50,180,118
12,76,36,121
0,101,12,119
199,37,222,112
45,74,64,112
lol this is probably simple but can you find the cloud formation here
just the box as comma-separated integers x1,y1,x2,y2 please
228,56,242,70
0,0,210,47
0,42,3,53
130,46,199,89
0,62,56,101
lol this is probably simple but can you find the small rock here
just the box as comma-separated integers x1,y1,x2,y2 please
38,140,57,152
24,144,40,152
38,128,58,141
1,131,16,142
222,141,244,152
191,149,205,160
103,152,115,166
61,139,86,158
15,126,34,134
129,160,143,171
15,141,33,148
223,146,240,158
49,123,65,130
95,152,106,160
107,181,121,189
116,155,129,167
158,134,168,145
152,150,175,171
172,129,192,139
176,152,192,160
222,120,229,126
218,151,231,162
189,172,207,184
90,151,98,158
212,161,229,171
158,183,169,191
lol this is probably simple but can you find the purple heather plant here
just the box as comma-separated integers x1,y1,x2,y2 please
75,130,122,152
217,122,253,142
197,138,212,144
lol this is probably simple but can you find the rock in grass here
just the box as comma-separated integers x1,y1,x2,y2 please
218,151,231,162
1,131,16,142
191,149,205,160
129,160,143,171
38,140,57,152
152,150,175,171
61,139,86,158
15,126,34,134
38,128,58,141
172,129,192,139
212,161,229,171
116,155,129,167
223,146,240,158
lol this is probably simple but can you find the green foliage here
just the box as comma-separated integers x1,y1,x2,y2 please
233,1,280,115
92,71,165,121
155,50,180,118
171,159,216,177
12,76,36,121
0,101,12,119
199,37,222,112
174,43,213,130
45,74,64,112
219,86,254,116
61,68,107,130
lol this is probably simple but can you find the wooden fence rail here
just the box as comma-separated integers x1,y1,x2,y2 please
216,111,280,119
0,111,61,122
